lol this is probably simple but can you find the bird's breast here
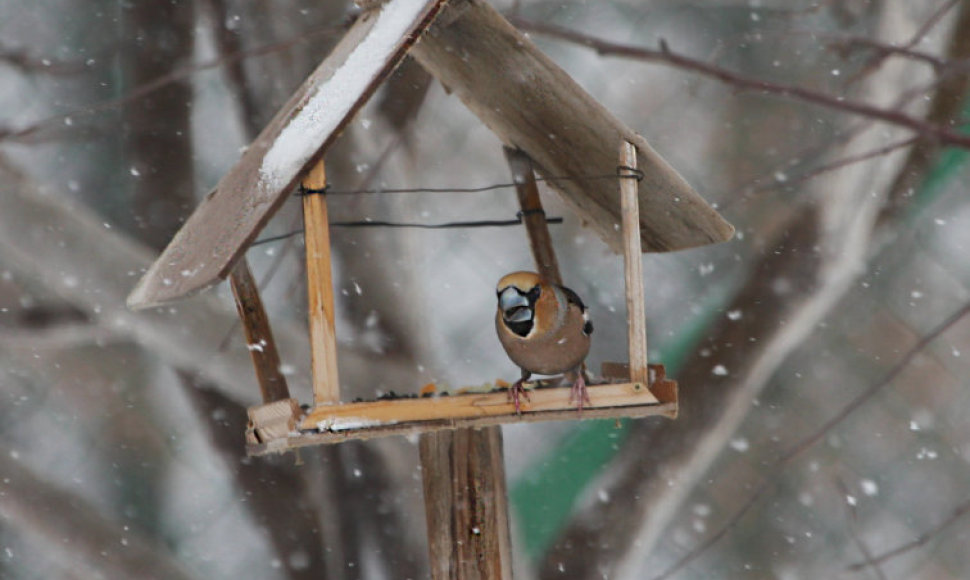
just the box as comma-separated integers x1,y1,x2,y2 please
496,307,590,375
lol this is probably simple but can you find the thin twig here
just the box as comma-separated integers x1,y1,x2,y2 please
649,301,970,580
511,18,970,150
1,23,347,143
778,302,970,463
833,35,950,72
835,478,888,580
651,480,771,580
0,43,87,74
732,136,918,207
848,497,970,571
906,0,961,51
845,0,961,86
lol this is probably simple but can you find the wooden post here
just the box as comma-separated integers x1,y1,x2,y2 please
420,427,513,580
229,257,291,403
619,141,649,385
504,147,562,286
302,159,341,405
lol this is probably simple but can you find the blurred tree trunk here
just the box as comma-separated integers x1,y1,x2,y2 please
540,3,948,578
97,0,198,545
121,0,196,251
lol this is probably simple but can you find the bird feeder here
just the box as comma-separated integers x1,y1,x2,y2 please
127,0,733,576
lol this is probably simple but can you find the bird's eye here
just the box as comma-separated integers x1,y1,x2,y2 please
527,285,541,302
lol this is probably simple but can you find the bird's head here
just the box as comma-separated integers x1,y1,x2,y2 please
496,271,542,337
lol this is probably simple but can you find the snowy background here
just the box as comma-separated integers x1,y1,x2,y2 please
2,0,970,579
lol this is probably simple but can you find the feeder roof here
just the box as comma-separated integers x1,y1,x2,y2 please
127,0,733,310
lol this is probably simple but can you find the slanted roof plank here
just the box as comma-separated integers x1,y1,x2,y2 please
411,0,734,254
127,0,447,309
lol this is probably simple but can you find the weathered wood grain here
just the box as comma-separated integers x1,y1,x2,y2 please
301,161,341,405
249,398,676,454
228,258,290,402
420,427,513,580
411,0,734,254
245,381,673,453
505,147,562,286
302,381,659,429
127,0,447,308
619,141,649,385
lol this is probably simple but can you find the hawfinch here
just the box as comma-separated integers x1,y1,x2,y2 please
495,271,593,412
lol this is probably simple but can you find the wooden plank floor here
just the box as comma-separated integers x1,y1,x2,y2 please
247,378,676,455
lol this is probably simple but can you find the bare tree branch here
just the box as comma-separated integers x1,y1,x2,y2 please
510,18,970,149
878,0,970,223
728,136,918,212
650,300,970,580
778,302,970,463
0,42,86,74
842,0,959,85
835,478,888,580
540,6,944,577
848,497,970,572
650,480,771,580
830,35,951,73
0,24,347,144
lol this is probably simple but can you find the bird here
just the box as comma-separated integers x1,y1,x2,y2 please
495,271,593,413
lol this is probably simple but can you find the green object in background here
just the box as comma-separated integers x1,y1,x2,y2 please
903,97,970,221
510,94,970,565
510,418,632,560
509,290,727,560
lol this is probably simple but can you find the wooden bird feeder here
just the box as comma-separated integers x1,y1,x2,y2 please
127,0,732,577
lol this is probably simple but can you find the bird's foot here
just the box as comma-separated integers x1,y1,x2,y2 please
507,378,531,414
568,370,591,413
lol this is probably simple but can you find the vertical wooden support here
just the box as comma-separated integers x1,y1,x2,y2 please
420,427,513,580
619,141,649,385
504,147,562,286
229,258,291,403
302,159,341,405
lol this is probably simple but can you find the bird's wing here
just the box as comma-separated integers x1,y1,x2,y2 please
558,284,587,311
558,284,593,335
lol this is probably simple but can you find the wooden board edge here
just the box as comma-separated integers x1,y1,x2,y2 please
247,401,677,455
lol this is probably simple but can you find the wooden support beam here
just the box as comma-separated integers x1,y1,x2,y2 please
229,257,291,403
504,147,562,286
420,427,513,580
302,160,341,405
619,141,649,385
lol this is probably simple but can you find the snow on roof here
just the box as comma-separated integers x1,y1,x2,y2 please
259,0,429,192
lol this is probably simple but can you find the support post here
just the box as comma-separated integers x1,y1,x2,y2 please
302,159,341,405
420,427,513,580
619,141,649,385
504,147,562,286
229,258,291,403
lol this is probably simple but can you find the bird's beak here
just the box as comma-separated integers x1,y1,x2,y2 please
499,287,528,311
499,287,531,321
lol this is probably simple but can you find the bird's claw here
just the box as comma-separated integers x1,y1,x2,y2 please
508,379,531,414
568,371,591,413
